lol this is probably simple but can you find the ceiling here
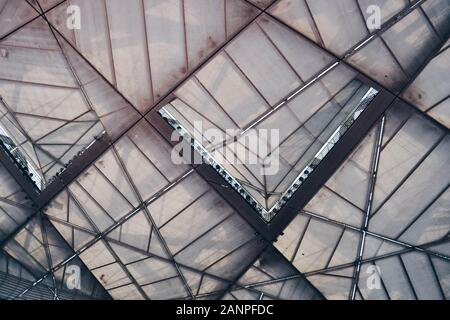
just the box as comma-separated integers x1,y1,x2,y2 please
0,0,448,300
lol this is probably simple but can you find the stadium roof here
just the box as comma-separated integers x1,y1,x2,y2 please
0,0,448,300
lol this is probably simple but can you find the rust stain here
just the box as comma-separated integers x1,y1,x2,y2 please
99,274,107,284
207,36,217,49
405,84,426,108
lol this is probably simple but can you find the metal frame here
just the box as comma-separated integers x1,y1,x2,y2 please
159,85,380,222
0,0,448,300
269,87,396,239
349,115,385,300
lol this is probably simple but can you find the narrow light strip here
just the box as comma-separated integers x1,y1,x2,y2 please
0,123,43,190
159,107,270,221
266,87,379,219
240,61,340,137
159,87,378,222
350,116,385,300
44,130,107,188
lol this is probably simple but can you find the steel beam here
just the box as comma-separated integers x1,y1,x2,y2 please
268,86,396,240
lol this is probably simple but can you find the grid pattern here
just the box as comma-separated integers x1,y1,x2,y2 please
275,103,450,299
0,161,35,243
163,13,368,212
403,40,450,128
0,250,95,300
41,118,321,299
41,0,260,112
0,0,448,300
270,0,449,92
0,161,110,299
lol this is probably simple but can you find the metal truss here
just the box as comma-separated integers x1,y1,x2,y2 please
0,0,448,300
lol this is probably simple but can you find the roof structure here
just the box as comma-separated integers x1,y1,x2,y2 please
0,0,448,300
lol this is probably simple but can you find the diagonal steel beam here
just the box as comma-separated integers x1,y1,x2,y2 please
298,209,450,262
7,0,268,213
0,138,41,204
350,116,385,299
269,86,396,239
10,0,442,233
265,8,450,237
0,0,67,42
259,0,449,134
0,0,270,298
302,235,450,277
12,169,195,298
2,0,447,301
0,248,57,298
0,132,111,250
151,0,448,241
162,0,448,300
